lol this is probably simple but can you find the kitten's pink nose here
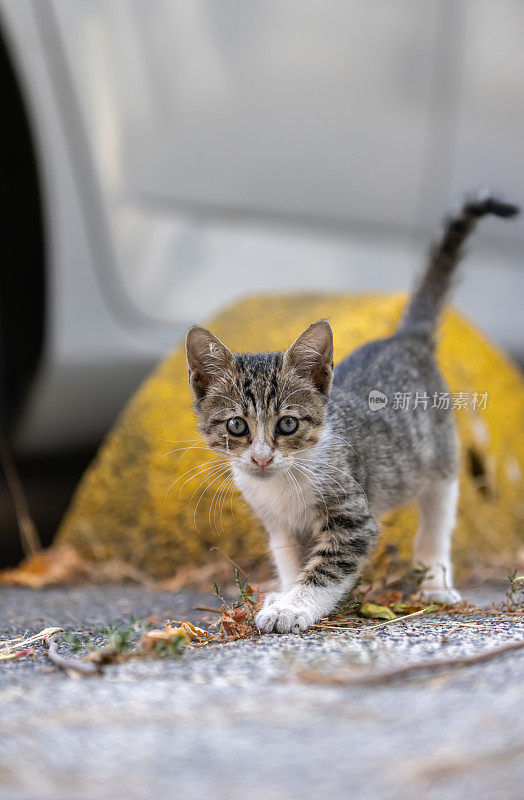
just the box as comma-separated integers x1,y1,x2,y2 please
251,454,274,468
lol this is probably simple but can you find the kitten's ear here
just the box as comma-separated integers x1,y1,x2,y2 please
283,319,334,395
185,326,235,400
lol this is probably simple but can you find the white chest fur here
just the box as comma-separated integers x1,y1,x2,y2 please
232,467,317,538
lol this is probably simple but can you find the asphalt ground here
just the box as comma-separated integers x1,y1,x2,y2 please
0,584,523,800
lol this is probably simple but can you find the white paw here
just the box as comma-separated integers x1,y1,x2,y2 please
419,586,461,605
255,598,315,634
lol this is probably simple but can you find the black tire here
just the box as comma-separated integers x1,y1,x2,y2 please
0,21,45,436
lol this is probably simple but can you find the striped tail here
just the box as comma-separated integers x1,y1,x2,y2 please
398,193,519,343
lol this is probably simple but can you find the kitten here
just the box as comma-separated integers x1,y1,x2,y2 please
185,194,519,634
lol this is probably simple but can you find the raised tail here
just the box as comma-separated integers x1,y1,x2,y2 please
398,193,520,342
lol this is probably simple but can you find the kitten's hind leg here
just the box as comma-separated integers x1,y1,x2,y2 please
413,476,461,604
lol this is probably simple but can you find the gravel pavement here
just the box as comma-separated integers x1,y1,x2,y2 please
0,584,523,800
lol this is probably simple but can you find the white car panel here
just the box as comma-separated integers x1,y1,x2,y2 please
0,1,521,452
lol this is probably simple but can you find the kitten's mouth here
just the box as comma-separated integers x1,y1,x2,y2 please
245,463,277,479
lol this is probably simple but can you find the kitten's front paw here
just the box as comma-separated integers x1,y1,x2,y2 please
419,586,461,605
255,599,315,634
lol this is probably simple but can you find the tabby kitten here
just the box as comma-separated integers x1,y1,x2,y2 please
185,194,519,634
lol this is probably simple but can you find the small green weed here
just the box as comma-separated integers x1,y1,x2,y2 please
62,631,93,653
102,624,135,653
502,570,524,611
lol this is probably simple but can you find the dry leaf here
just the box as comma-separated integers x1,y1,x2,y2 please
166,621,213,642
0,546,94,588
221,607,248,637
0,545,153,589
0,647,34,662
358,603,397,621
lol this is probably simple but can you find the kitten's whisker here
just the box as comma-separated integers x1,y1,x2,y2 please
229,477,237,519
283,467,308,532
344,417,372,431
306,456,369,502
173,457,222,485
285,444,320,461
162,445,209,457
303,456,368,503
282,467,298,527
328,433,362,464
157,438,202,444
192,467,231,530
346,474,368,502
217,475,236,536
164,458,223,507
220,476,237,528
186,464,230,510
162,444,212,469
289,470,308,530
294,459,348,500
208,472,232,535
185,466,230,529
287,464,314,532
177,460,227,497
176,458,225,489
171,445,212,470
295,457,344,484
292,464,330,525
215,475,233,536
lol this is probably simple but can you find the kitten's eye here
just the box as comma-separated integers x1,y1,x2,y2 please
276,416,299,435
227,417,248,437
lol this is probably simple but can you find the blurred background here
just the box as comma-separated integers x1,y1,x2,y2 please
0,0,523,566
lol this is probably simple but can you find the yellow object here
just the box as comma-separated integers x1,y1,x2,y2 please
57,293,524,580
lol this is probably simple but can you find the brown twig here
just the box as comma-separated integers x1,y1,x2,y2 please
44,632,101,676
194,605,223,613
0,425,41,556
298,639,524,687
